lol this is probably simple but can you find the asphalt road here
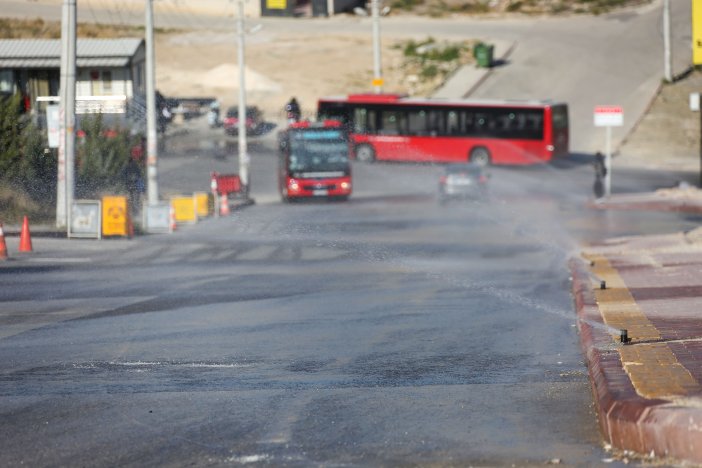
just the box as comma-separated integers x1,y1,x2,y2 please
2,122,701,466
1,2,698,464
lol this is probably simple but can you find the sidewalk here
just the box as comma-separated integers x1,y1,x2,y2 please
432,39,515,99
571,222,702,463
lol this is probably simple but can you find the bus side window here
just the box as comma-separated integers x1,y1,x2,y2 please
407,110,427,136
354,107,368,134
367,109,377,135
380,110,406,135
427,110,445,136
474,112,489,136
447,111,459,136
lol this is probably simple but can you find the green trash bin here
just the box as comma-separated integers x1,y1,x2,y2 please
473,43,494,68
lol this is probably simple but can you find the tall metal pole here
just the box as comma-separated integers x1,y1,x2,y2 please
145,0,159,205
663,0,672,82
56,0,76,229
237,0,250,198
65,0,76,230
371,0,382,94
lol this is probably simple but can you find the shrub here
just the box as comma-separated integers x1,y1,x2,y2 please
0,93,57,222
75,114,136,199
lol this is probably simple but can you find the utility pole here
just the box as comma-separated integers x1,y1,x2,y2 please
145,0,159,205
56,0,76,230
237,0,250,199
663,0,673,82
371,0,382,93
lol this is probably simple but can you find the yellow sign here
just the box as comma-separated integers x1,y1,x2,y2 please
194,192,211,218
694,0,702,64
372,78,384,87
267,0,286,9
102,195,129,237
171,196,197,224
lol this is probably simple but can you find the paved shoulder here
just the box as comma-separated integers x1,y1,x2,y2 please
570,229,702,464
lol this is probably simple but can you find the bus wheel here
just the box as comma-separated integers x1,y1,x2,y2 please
470,147,491,167
355,144,375,163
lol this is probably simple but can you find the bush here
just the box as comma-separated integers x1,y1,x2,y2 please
0,93,57,223
75,114,138,199
0,95,141,222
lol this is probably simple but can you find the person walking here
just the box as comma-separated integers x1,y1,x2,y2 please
593,151,606,199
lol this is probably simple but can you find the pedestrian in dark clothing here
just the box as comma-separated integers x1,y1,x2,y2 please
593,151,606,198
285,97,301,122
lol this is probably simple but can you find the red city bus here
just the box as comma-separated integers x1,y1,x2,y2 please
278,120,352,201
317,94,569,165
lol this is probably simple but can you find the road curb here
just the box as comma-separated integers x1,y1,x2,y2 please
586,195,702,214
569,257,702,464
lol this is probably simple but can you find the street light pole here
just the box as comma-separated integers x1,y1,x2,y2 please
663,0,673,82
237,0,250,199
371,0,382,93
56,0,76,230
145,0,159,206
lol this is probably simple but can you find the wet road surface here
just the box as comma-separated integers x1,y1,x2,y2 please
1,125,699,466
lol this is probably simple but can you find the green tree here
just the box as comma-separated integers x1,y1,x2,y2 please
0,93,23,179
76,114,134,198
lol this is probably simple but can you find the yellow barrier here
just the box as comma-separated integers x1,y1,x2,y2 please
102,195,130,237
194,192,211,218
171,196,198,224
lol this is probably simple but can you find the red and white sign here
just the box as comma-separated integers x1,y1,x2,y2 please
594,105,624,127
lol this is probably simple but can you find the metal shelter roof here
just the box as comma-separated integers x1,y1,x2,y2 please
0,38,143,69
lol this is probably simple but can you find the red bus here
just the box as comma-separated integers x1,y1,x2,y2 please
278,120,352,201
317,94,569,165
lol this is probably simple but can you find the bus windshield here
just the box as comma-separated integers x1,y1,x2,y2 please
288,133,349,173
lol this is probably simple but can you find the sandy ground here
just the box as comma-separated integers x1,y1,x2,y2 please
618,71,702,173
156,31,415,120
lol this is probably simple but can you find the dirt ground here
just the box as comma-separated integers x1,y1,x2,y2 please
156,31,415,121
618,70,702,173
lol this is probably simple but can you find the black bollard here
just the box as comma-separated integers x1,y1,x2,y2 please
620,329,631,344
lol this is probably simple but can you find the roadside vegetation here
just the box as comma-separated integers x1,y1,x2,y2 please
390,0,653,16
394,37,475,96
0,18,150,224
0,94,142,224
0,17,174,40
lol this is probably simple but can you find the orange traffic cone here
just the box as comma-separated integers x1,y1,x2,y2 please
19,216,33,252
0,223,7,260
220,193,230,216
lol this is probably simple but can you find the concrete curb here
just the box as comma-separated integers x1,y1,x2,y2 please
587,194,702,214
569,257,702,464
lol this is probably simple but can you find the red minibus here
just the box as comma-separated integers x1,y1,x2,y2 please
317,94,569,165
278,120,352,201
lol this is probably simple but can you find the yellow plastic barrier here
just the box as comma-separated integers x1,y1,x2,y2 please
102,195,130,237
171,196,198,224
194,192,211,218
